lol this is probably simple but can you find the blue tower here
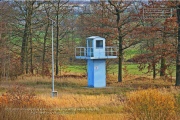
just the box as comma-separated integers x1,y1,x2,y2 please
75,36,117,88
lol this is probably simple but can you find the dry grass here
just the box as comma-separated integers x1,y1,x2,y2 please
0,74,180,120
0,82,127,119
107,75,175,89
40,94,121,108
0,107,66,120
125,89,178,120
65,113,129,120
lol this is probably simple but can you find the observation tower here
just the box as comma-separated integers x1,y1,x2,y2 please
75,36,117,88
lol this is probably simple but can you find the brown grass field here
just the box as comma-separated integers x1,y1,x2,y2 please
0,74,180,120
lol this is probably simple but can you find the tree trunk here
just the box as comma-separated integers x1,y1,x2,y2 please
160,27,166,77
42,22,50,77
152,40,156,79
21,23,28,74
153,62,156,79
25,3,33,74
114,2,123,82
25,36,29,74
118,35,123,82
30,27,33,74
160,57,165,77
56,13,59,76
54,1,61,76
176,5,180,86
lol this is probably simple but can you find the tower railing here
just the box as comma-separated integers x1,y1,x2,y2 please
105,46,118,56
75,47,86,57
75,47,117,58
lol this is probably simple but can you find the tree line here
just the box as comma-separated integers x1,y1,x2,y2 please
0,0,180,86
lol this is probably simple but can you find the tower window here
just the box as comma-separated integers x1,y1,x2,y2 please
96,40,103,48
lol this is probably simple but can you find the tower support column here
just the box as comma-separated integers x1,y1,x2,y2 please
87,59,106,88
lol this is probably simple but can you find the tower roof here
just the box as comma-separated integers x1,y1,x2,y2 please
87,36,101,39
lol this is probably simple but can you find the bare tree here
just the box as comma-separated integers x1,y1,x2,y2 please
107,0,141,82
51,0,70,76
11,1,41,74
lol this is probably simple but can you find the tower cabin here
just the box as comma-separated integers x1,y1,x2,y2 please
75,36,117,88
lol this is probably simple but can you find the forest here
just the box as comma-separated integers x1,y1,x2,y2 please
0,0,180,120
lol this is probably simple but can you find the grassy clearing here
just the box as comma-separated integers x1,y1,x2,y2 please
66,65,86,73
108,63,148,75
66,63,146,75
66,63,176,78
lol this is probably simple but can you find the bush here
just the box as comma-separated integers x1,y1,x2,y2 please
0,85,47,108
0,85,66,120
124,89,177,120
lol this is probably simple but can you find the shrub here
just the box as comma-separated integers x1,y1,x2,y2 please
0,85,66,119
0,85,47,108
124,89,177,120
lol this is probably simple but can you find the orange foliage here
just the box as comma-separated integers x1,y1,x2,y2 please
125,89,177,120
0,85,47,108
